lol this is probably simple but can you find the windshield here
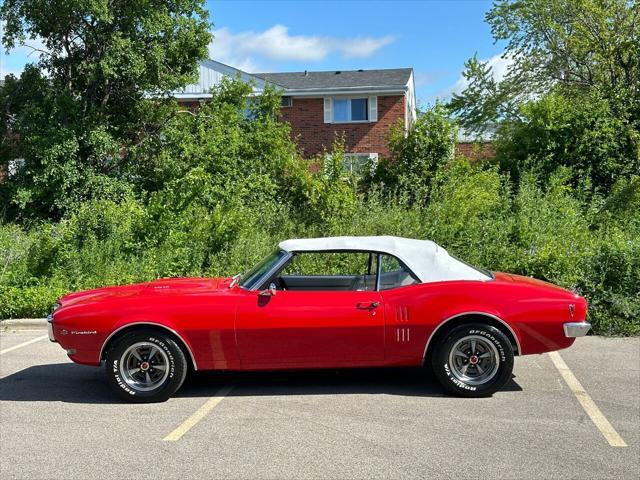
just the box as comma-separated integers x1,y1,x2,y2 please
239,249,288,290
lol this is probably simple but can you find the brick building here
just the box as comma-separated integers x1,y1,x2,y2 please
172,60,417,165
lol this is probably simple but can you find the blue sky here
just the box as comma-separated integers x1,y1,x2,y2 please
0,0,508,106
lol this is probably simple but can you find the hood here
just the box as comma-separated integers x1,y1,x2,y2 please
59,277,229,308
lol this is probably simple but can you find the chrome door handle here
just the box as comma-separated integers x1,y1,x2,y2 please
356,301,380,310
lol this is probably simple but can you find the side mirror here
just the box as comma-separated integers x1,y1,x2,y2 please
259,282,277,297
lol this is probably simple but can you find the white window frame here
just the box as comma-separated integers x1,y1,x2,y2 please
343,153,378,174
324,96,378,124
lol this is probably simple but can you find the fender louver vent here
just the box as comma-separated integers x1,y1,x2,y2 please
395,306,410,343
396,327,410,342
395,305,409,322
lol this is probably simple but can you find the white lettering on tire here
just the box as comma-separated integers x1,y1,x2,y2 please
469,329,506,361
444,362,477,391
113,336,177,396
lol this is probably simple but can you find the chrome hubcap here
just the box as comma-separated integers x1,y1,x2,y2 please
448,335,499,386
119,342,169,392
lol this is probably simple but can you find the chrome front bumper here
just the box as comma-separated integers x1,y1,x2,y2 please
47,314,56,342
564,322,591,338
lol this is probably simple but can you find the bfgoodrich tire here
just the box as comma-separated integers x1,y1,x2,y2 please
432,323,514,397
105,330,188,403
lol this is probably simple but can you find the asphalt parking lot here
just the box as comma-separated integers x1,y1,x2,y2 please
0,328,638,479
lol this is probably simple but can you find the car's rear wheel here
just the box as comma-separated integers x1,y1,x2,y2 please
105,330,187,403
431,323,514,397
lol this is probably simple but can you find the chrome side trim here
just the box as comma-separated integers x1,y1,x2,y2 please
422,312,522,362
563,322,591,338
99,322,198,370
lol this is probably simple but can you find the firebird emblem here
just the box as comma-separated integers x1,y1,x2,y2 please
568,304,575,318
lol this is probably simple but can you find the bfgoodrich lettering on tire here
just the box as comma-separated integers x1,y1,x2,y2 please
431,323,514,397
105,329,187,403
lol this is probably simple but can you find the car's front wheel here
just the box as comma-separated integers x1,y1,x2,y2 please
432,323,514,397
105,330,188,403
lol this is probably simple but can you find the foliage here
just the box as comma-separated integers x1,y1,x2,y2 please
495,88,640,193
0,0,211,220
449,0,640,197
2,155,638,335
450,0,640,132
0,0,211,117
305,138,359,226
383,103,458,201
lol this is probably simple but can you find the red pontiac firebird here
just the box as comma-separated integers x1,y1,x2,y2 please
48,236,590,402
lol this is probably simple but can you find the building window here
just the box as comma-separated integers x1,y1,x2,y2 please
281,96,292,107
350,98,368,121
343,153,378,174
333,98,368,122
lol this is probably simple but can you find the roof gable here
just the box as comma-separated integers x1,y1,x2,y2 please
173,59,266,99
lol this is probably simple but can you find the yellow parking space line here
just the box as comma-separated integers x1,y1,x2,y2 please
0,335,49,355
163,383,235,442
549,351,627,447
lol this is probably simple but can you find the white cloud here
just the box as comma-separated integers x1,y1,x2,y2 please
210,25,395,71
339,35,395,59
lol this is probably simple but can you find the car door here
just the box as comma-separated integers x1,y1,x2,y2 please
235,251,385,368
235,289,384,368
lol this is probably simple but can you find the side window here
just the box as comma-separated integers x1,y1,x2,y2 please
281,252,369,276
378,254,419,290
277,252,377,291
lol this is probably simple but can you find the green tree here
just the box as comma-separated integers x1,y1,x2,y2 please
450,0,640,132
1,0,210,124
0,0,211,220
383,103,458,202
495,88,640,192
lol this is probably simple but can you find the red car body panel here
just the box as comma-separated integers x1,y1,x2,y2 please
51,271,587,370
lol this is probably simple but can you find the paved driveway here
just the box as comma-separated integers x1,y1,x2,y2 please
0,329,638,479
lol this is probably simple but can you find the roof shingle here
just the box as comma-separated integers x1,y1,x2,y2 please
254,68,412,90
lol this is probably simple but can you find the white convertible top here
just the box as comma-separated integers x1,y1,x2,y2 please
278,236,491,283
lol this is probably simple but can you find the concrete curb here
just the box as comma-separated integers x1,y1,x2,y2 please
1,318,47,329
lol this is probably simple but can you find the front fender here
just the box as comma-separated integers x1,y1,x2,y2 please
97,320,199,370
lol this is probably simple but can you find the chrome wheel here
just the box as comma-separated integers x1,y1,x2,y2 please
448,335,499,386
119,342,170,392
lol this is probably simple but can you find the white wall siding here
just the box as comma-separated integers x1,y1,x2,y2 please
179,64,226,94
173,59,266,98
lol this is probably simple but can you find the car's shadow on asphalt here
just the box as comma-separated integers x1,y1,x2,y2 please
0,363,522,404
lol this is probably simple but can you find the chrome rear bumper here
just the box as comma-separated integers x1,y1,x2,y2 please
564,321,591,338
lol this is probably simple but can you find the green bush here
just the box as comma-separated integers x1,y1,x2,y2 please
1,160,638,335
0,284,67,319
495,88,639,196
383,103,458,201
